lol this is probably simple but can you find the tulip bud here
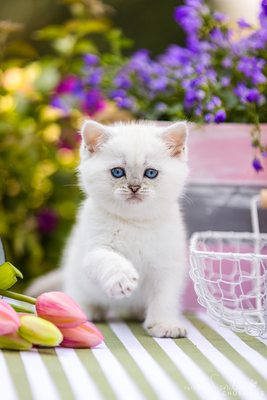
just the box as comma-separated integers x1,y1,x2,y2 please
60,321,104,348
18,315,63,346
0,331,32,350
0,299,21,335
0,262,23,290
36,292,87,329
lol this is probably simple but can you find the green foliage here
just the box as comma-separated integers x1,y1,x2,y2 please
0,0,117,283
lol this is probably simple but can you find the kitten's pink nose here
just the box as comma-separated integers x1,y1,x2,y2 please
129,185,141,193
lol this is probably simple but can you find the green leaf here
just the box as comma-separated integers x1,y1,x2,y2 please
33,25,67,41
10,304,35,314
73,39,98,55
66,19,111,35
6,40,38,59
0,262,23,290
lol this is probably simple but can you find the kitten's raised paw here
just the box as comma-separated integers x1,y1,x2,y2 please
106,268,139,299
144,320,187,338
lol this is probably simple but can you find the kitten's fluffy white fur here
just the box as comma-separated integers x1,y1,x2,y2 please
27,120,189,338
62,120,189,338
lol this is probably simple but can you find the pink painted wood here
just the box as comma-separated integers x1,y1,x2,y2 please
187,123,267,185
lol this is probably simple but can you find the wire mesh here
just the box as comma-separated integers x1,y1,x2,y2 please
190,231,267,338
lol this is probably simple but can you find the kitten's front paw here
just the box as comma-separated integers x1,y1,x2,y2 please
144,319,187,338
105,268,139,299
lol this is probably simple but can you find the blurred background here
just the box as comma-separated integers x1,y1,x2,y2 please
0,0,263,56
0,0,266,290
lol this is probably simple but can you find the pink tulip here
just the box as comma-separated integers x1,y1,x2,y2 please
60,321,104,348
0,299,21,335
35,292,87,328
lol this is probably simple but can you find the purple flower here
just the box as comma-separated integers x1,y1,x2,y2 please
155,102,167,112
237,18,251,29
184,88,205,109
84,54,99,65
206,96,221,111
110,89,126,100
252,158,264,172
246,88,261,103
220,77,231,87
173,6,202,34
37,208,59,234
214,109,226,123
258,94,266,106
113,74,132,90
262,0,267,15
150,76,169,91
222,57,232,68
213,12,228,22
194,104,203,116
50,96,70,113
204,113,214,123
206,68,217,83
55,76,78,95
237,56,266,84
87,67,103,87
234,83,248,104
82,89,106,115
185,0,203,8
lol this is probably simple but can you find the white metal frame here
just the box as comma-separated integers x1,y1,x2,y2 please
189,195,267,338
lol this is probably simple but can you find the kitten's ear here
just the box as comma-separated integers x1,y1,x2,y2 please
161,121,188,157
81,120,111,154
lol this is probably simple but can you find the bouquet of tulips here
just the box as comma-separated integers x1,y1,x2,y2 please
0,262,104,350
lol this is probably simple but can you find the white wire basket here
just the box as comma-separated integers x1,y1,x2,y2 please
189,192,267,338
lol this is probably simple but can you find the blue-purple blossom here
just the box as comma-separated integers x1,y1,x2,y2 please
213,12,228,22
84,54,99,65
150,76,169,91
246,88,261,103
113,73,132,89
173,6,202,34
237,18,251,29
50,96,70,113
220,76,231,87
185,0,203,8
222,57,232,68
184,88,205,109
262,0,267,15
214,109,226,123
234,83,263,104
204,113,213,123
206,96,221,111
237,56,266,84
37,208,59,234
234,83,248,104
86,67,103,87
155,102,168,112
252,158,264,172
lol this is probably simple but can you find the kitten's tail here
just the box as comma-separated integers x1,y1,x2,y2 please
25,269,63,298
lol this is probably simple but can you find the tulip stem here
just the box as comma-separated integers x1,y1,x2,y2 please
0,290,36,305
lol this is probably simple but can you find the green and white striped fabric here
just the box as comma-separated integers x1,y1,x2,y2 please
1,313,266,400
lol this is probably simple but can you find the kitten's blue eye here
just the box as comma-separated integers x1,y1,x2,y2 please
111,168,125,178
144,169,158,179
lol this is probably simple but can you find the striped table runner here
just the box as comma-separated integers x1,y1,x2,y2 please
1,313,266,400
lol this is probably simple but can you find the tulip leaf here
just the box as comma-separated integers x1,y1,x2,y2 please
10,304,35,314
0,262,23,290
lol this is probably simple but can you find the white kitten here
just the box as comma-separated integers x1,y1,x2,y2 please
60,120,189,338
